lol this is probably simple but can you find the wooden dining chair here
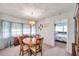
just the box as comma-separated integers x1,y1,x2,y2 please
17,36,29,56
30,38,43,56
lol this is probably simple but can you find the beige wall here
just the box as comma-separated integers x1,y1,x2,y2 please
36,10,75,53
36,18,55,46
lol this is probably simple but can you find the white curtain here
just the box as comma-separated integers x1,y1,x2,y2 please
2,21,36,37
23,24,36,35
11,23,22,37
2,21,10,38
23,24,30,34
32,25,36,35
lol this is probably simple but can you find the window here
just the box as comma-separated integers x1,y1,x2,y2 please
0,20,2,39
56,25,63,32
55,23,67,32
11,23,22,37
16,23,22,36
2,21,36,38
11,23,17,37
23,24,36,35
32,25,36,35
23,24,30,34
2,21,10,38
64,25,67,32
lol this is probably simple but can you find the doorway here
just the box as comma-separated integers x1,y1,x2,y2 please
54,19,67,49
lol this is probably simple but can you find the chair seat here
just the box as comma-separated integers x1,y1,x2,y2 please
30,46,41,53
23,45,29,51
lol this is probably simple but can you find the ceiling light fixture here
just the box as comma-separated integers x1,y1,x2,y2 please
29,20,36,25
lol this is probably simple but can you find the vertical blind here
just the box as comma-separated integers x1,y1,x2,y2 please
32,25,36,35
2,21,10,38
1,21,36,38
11,23,22,37
23,24,30,34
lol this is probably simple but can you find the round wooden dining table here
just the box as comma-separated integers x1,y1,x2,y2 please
23,37,38,56
23,38,37,46
23,37,42,45
23,37,43,56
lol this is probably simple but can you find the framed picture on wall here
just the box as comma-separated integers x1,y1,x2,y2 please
38,24,43,31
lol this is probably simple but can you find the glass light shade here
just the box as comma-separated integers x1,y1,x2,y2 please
29,20,36,25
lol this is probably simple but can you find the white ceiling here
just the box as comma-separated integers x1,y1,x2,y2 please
0,3,76,21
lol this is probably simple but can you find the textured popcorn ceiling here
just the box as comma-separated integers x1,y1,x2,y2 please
0,3,76,21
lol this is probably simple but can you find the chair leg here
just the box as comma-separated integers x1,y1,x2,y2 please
34,53,37,56
19,52,21,56
28,49,31,56
22,51,24,56
19,50,21,56
41,50,43,56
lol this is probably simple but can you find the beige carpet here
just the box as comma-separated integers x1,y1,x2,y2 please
0,44,71,56
55,41,66,49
